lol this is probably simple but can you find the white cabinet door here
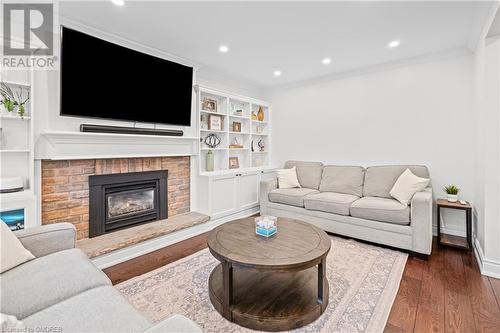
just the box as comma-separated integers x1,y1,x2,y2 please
238,172,260,211
210,174,239,219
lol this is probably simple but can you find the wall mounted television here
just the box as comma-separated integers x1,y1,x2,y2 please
60,26,193,126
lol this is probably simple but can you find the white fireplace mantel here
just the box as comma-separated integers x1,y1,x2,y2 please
35,131,199,160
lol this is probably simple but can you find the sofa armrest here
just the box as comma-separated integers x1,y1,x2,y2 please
260,178,278,215
143,315,202,333
14,223,76,258
410,187,433,255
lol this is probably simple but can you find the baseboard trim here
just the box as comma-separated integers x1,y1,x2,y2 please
473,237,500,279
91,207,259,269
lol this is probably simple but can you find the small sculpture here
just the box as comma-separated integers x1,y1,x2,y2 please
204,133,221,148
258,138,265,152
251,111,258,120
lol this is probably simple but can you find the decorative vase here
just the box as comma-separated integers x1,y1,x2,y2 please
206,150,214,172
447,194,458,202
257,106,264,121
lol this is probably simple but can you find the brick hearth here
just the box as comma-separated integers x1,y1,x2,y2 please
41,157,190,240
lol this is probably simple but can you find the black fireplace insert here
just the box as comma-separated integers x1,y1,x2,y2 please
89,170,167,238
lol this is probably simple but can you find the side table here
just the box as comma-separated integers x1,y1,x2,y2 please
436,199,472,251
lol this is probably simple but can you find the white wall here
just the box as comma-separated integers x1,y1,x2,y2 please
268,53,475,235
473,31,500,278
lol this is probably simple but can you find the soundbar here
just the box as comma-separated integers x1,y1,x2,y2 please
80,124,184,137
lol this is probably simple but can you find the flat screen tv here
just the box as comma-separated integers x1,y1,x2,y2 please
60,26,193,126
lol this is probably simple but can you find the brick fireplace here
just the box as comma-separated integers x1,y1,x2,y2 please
41,157,190,240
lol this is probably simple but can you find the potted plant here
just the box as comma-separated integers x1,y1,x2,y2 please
0,82,16,113
443,185,459,202
0,82,30,118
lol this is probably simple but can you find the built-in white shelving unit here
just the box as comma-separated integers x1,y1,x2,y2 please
0,68,36,229
196,85,271,175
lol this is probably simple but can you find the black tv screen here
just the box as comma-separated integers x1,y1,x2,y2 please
60,26,193,126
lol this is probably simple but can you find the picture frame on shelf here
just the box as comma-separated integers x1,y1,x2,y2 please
202,98,217,112
229,157,240,169
208,114,223,131
200,114,208,129
232,122,241,132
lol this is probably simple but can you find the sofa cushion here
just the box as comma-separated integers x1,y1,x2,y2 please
319,165,365,197
1,221,35,273
284,161,324,190
277,166,301,188
269,188,319,207
390,169,430,205
23,286,151,333
363,165,430,198
1,248,111,319
304,192,360,216
350,197,410,225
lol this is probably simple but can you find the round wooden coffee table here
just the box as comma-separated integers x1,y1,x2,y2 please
207,217,331,331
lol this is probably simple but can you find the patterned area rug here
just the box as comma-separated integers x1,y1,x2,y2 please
117,236,407,333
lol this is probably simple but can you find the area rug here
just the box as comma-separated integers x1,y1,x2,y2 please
117,236,407,333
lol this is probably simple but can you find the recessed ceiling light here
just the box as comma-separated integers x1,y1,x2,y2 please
273,70,282,77
111,0,125,6
322,57,331,65
218,45,229,53
388,40,400,48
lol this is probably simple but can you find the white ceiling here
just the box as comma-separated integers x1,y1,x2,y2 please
59,1,493,88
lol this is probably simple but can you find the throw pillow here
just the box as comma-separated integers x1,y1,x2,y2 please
390,168,430,205
1,313,24,331
277,167,301,189
1,222,35,273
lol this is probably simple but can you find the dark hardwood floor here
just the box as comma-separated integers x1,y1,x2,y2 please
385,239,500,333
104,235,500,332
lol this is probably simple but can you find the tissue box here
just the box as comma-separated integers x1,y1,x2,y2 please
255,216,278,238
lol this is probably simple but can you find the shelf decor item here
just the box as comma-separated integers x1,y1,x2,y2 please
251,111,258,120
200,114,208,129
229,137,244,149
208,114,223,131
229,157,239,169
232,122,241,132
255,125,263,134
255,215,277,237
0,82,29,118
443,184,459,202
202,98,217,112
257,106,265,121
206,150,214,172
258,138,265,151
204,133,221,149
233,109,243,116
0,82,16,113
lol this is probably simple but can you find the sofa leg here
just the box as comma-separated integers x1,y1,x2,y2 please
410,252,429,261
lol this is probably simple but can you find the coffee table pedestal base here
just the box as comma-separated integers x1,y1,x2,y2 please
209,263,329,332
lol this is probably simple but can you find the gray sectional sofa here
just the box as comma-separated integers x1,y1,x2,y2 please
1,223,202,333
260,161,433,255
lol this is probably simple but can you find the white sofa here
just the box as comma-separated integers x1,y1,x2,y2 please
1,223,202,333
260,161,433,255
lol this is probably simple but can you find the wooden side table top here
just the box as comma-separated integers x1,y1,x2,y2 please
207,217,331,270
436,198,472,209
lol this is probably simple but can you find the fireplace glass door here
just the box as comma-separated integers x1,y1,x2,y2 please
104,183,159,232
107,188,156,219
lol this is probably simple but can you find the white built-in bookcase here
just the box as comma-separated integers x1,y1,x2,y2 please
196,85,271,175
0,67,36,228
